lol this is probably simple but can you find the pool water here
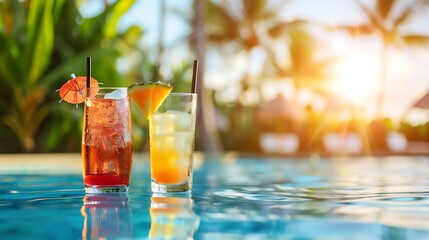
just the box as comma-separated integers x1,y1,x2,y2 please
1,154,429,239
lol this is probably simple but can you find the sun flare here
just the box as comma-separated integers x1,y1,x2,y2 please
330,53,379,105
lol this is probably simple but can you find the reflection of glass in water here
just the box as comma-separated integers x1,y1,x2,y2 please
81,193,133,239
149,195,200,239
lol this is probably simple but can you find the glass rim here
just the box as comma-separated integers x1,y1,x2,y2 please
168,92,197,97
88,87,129,90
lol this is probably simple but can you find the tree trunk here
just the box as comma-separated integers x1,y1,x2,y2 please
154,0,166,81
193,0,223,151
376,42,388,117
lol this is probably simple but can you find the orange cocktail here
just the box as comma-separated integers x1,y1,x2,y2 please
149,110,196,185
129,82,196,193
149,93,197,193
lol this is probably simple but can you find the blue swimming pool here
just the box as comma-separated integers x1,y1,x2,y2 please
1,154,429,239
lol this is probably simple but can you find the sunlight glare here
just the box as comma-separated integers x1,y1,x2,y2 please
261,79,295,102
330,53,379,105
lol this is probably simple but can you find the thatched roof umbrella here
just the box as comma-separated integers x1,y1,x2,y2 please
412,91,429,110
255,94,304,132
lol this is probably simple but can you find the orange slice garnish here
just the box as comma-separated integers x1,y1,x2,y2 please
129,81,173,119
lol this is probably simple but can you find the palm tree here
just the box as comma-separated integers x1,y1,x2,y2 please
187,0,332,151
267,25,333,93
167,0,334,151
151,0,224,151
202,0,291,150
191,0,224,151
205,1,287,105
203,0,333,107
337,0,429,116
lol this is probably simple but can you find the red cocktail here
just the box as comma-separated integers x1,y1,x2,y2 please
82,88,133,193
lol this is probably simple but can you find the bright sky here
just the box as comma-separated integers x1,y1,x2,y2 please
82,0,429,124
283,0,429,123
117,0,191,47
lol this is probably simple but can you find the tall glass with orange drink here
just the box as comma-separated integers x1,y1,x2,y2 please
149,93,197,193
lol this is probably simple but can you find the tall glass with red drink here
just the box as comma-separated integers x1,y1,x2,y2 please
82,87,133,193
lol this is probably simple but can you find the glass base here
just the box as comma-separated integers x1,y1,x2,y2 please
85,185,129,193
151,180,191,194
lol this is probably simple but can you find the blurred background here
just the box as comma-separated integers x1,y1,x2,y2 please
0,0,428,155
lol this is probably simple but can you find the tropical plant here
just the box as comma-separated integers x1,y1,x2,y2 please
202,0,333,109
199,0,284,151
336,0,429,116
0,0,142,152
205,0,285,97
168,0,346,152
267,25,333,92
172,0,296,151
201,0,335,151
166,0,225,151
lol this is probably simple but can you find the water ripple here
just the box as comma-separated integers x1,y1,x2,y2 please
1,156,429,238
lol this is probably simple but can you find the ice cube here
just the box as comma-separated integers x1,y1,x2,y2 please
87,99,120,125
152,113,175,135
172,112,195,132
175,132,193,150
105,89,127,99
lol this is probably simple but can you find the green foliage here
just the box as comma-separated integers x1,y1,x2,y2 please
168,62,194,93
0,0,142,152
400,121,429,142
206,0,281,50
340,0,429,45
376,0,394,19
0,0,60,152
205,1,239,44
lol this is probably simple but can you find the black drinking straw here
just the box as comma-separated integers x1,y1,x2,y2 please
86,57,91,91
191,60,198,93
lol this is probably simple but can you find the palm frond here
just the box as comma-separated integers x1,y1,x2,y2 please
42,46,119,86
376,0,395,19
26,0,57,85
2,115,25,145
246,0,280,20
205,1,239,43
402,34,429,45
243,0,265,20
267,20,308,38
103,0,136,38
329,24,375,36
392,1,419,29
0,3,3,32
355,0,386,33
